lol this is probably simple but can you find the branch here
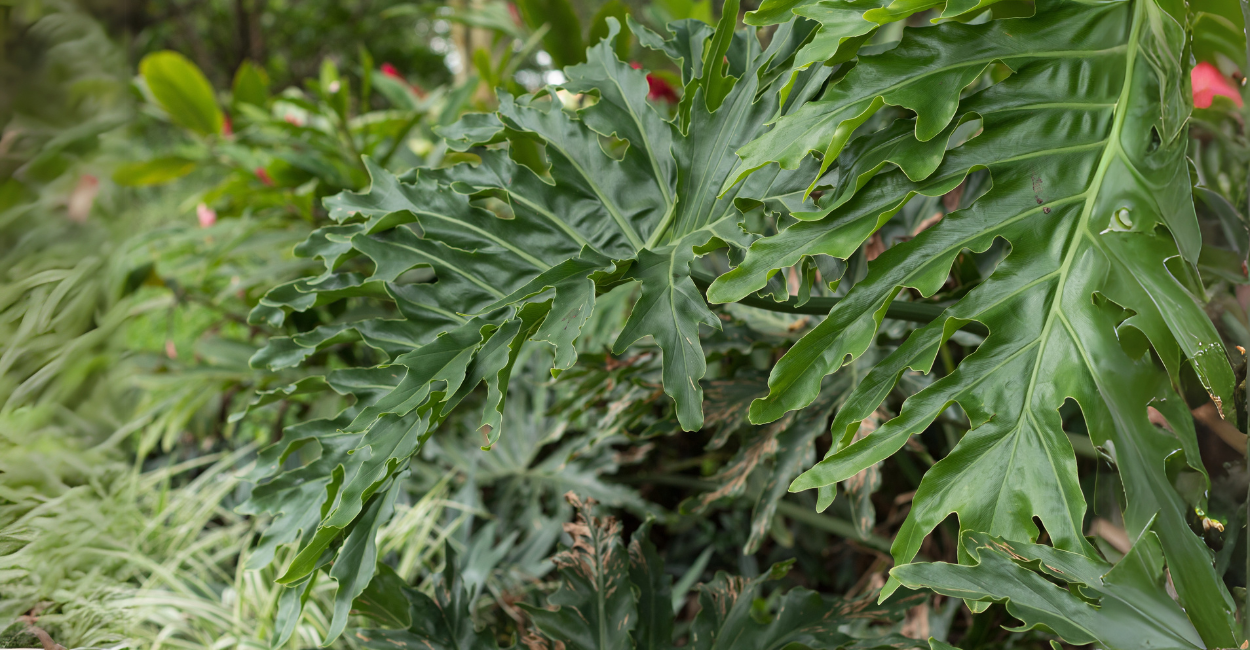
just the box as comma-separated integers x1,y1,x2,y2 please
18,615,65,650
1192,401,1248,456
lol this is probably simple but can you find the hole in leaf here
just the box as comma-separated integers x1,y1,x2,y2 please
469,188,515,219
393,265,435,285
948,117,983,149
1162,254,1206,297
598,133,629,160
507,132,551,179
1031,516,1051,546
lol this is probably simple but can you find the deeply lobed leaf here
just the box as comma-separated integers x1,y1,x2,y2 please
717,0,1237,644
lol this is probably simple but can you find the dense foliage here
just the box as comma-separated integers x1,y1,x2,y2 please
4,0,1250,648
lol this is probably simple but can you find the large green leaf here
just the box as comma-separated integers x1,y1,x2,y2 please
236,416,362,574
242,21,800,630
743,0,1009,109
324,475,403,644
250,16,817,451
713,0,1237,645
892,530,1205,650
627,519,674,649
354,545,501,649
686,561,930,650
235,4,1244,647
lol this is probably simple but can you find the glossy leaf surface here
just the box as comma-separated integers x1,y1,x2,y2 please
716,0,1237,644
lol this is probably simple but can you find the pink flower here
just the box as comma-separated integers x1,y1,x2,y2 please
283,114,303,127
222,114,233,136
255,167,275,186
1192,61,1243,109
196,202,217,228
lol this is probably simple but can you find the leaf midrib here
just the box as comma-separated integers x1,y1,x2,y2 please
676,83,759,239
782,29,1140,413
542,136,648,251
760,192,1084,408
416,209,552,271
954,1,1144,549
605,71,675,213
1014,0,1143,427
378,238,507,299
506,190,593,248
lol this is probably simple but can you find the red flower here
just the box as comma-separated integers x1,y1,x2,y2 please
646,75,679,103
630,62,679,103
255,167,275,186
222,114,233,136
1192,61,1243,109
380,62,427,98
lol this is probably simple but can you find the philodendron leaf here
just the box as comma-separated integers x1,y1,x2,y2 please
628,519,674,650
236,416,362,573
521,493,637,650
525,494,928,650
352,563,412,630
324,476,404,644
687,561,929,650
721,0,1238,644
892,530,1205,650
744,0,1010,110
240,25,826,603
745,0,1019,77
354,544,500,650
727,0,1169,193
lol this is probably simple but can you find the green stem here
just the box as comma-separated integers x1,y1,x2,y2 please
774,501,897,556
378,111,423,168
643,203,677,249
688,268,989,335
333,108,367,175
